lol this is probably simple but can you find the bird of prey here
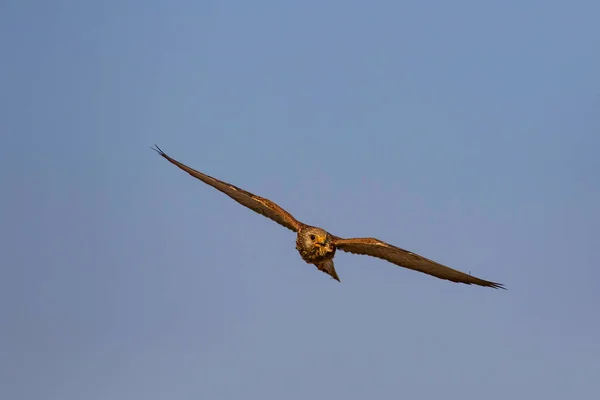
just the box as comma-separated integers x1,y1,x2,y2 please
152,145,504,289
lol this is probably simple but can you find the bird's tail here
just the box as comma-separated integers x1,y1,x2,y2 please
316,259,340,282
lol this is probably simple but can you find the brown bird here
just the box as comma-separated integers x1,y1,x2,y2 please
152,145,504,289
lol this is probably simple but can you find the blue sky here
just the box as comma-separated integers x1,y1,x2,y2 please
2,1,599,399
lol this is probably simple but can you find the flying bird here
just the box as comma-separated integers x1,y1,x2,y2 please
152,145,504,289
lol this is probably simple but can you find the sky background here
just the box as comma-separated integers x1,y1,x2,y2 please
2,1,599,399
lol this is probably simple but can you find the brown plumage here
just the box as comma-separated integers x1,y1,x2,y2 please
152,145,505,289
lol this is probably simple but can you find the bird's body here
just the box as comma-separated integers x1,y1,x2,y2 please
295,226,339,281
152,145,505,289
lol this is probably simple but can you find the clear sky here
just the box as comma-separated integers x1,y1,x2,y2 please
2,1,599,399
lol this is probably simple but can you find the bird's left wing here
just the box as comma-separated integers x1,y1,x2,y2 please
332,236,505,289
152,145,304,232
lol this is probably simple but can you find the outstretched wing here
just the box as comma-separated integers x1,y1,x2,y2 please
152,145,304,232
332,236,504,289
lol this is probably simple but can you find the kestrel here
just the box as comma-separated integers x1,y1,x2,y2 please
152,145,504,289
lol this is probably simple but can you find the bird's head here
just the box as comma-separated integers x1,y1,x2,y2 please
297,226,335,257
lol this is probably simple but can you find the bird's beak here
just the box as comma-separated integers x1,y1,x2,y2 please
314,235,327,247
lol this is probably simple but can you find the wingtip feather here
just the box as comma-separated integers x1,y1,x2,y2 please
151,144,166,156
484,281,506,290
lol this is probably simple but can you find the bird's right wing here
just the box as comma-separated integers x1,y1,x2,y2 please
152,145,304,232
332,236,504,289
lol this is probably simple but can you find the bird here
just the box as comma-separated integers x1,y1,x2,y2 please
152,145,504,289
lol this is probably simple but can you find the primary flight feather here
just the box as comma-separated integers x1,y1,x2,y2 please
152,145,504,289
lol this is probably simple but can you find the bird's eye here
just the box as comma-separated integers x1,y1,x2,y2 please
310,234,315,241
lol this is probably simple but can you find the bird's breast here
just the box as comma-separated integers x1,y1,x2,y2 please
297,244,336,264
